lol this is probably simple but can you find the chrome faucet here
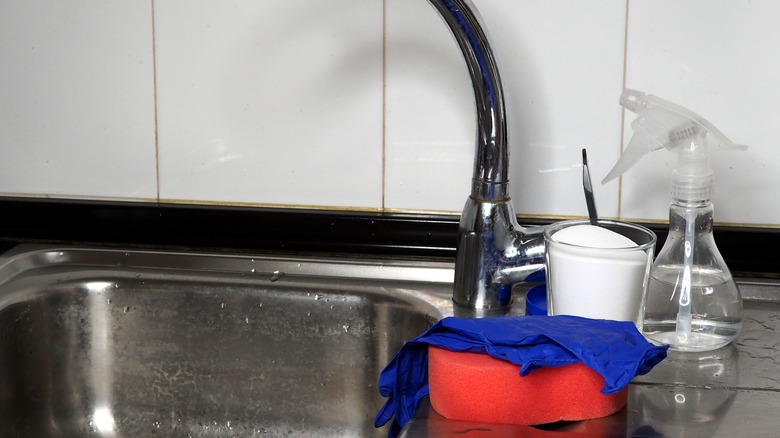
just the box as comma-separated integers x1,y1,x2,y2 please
426,0,546,311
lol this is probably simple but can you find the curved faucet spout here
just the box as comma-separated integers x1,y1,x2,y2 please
426,0,508,200
426,0,546,310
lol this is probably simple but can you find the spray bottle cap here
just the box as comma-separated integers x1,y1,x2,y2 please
602,89,746,202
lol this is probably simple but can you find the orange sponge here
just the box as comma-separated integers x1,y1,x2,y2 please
428,346,628,425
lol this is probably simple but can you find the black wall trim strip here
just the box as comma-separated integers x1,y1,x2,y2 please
0,197,777,276
0,198,459,257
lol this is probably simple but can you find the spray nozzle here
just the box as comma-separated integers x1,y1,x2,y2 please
602,89,746,202
619,88,646,112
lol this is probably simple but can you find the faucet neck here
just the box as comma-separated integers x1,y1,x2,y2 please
429,0,547,311
427,0,509,202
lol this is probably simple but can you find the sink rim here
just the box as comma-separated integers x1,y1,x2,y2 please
0,243,456,283
0,243,459,318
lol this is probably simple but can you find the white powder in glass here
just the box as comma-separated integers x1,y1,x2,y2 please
552,224,638,248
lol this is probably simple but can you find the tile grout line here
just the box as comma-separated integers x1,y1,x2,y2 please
617,0,631,220
151,0,161,204
381,0,387,212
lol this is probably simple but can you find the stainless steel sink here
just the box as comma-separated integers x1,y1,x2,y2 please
0,245,455,437
7,244,780,438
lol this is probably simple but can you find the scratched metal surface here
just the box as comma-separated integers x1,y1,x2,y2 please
402,297,780,437
0,245,453,437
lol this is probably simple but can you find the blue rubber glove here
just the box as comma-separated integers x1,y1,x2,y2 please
374,315,668,435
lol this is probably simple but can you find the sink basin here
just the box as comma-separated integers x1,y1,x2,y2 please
0,245,455,437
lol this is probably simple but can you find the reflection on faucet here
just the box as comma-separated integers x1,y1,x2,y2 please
425,0,546,311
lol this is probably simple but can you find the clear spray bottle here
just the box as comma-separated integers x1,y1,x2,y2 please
603,89,746,352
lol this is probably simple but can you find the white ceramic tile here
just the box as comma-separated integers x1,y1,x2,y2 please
155,0,384,209
624,0,780,226
384,0,474,213
0,1,157,200
385,0,627,218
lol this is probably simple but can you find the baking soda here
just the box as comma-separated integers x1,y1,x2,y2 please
552,224,637,249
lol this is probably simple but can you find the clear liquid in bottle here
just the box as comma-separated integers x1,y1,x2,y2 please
642,266,742,352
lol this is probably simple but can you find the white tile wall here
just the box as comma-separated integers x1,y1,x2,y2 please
1,0,778,227
386,0,626,217
155,0,384,209
0,0,157,201
623,0,780,225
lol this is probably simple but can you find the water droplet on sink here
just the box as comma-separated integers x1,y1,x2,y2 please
343,325,350,333
221,302,226,309
245,317,250,324
107,299,112,304
314,294,323,300
250,268,256,274
123,306,130,314
270,270,284,282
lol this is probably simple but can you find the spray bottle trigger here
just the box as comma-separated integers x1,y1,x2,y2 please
602,134,649,184
601,117,665,184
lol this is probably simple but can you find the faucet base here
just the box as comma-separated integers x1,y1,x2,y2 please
452,197,546,310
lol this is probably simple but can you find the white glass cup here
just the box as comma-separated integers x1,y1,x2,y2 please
544,219,656,323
